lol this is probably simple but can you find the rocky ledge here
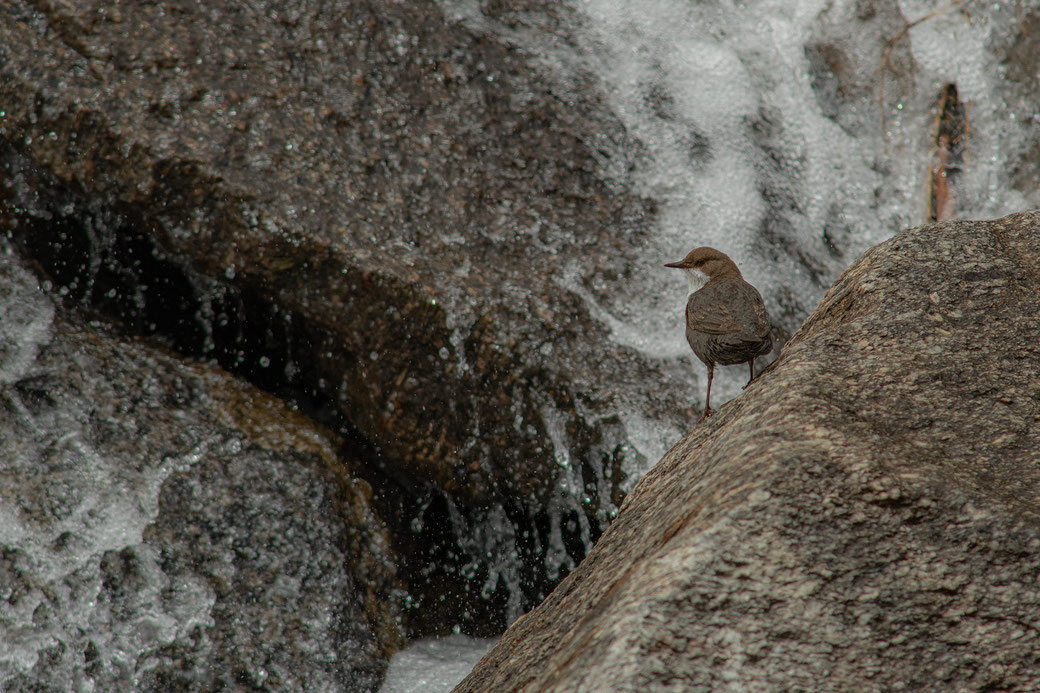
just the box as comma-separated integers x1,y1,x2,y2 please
456,210,1040,692
0,251,402,691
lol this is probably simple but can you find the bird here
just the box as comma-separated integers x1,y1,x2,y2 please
665,247,773,421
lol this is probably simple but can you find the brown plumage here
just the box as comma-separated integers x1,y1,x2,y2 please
665,247,772,421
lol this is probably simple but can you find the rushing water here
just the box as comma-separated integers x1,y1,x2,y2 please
378,636,496,693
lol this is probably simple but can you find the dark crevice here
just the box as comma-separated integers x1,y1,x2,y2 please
0,137,593,636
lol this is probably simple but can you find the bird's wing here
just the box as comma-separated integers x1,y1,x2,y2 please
687,280,772,338
745,284,772,339
685,283,745,335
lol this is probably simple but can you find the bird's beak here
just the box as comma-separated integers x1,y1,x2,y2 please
664,261,684,268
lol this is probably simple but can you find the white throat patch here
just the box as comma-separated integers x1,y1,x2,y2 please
684,267,709,294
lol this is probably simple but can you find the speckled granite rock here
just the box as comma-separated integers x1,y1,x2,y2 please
0,0,663,511
0,0,684,637
455,211,1040,692
0,249,402,691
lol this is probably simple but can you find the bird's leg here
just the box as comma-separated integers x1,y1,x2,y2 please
700,362,715,421
742,358,755,390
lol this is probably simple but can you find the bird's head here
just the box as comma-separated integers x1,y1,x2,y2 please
665,247,742,292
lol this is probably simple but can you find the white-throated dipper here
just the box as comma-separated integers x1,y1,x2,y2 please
665,247,772,421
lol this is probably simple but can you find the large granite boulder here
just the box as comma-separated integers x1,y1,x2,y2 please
0,250,402,691
0,0,678,625
455,210,1040,691
0,0,664,512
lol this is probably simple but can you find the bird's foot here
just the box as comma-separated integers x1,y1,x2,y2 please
742,377,754,391
698,406,714,422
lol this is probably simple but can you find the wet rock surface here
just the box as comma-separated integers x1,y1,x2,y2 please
0,0,679,634
455,211,1040,692
0,250,401,691
0,0,663,512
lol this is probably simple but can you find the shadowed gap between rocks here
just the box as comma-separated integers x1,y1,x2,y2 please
0,138,602,637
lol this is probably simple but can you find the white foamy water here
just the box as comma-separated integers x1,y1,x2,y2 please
379,635,497,693
0,248,215,683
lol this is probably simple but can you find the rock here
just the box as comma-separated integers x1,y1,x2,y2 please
454,211,1040,692
0,0,664,515
0,0,677,627
0,249,402,691
1003,9,1040,199
0,0,681,630
804,0,918,133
